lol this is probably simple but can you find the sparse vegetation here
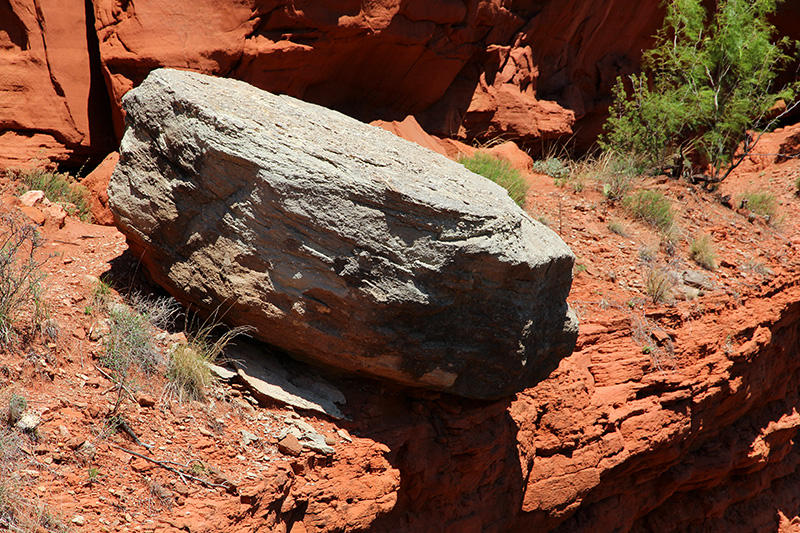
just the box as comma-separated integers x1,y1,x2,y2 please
92,275,112,309
0,419,68,533
5,393,27,426
689,234,717,270
602,172,634,202
87,467,100,485
644,266,675,304
795,175,800,195
0,216,48,345
638,244,658,264
165,314,250,403
625,190,675,231
607,220,627,236
460,152,529,207
740,189,778,220
101,295,178,378
532,157,570,179
15,168,91,221
742,259,774,278
601,0,798,182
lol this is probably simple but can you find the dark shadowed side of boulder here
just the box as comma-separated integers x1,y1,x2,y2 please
108,68,578,400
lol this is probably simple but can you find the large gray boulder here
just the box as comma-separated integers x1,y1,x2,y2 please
108,68,578,400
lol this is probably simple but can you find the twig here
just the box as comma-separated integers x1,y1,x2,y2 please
94,364,137,403
112,445,230,490
116,417,153,450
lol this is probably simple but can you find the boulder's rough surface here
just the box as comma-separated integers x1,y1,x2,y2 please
108,69,577,400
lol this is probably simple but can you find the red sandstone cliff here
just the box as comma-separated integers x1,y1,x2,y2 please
3,1,798,167
1,0,668,167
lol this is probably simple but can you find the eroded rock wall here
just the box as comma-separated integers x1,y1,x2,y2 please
0,0,670,166
0,0,114,168
513,278,800,531
3,0,800,166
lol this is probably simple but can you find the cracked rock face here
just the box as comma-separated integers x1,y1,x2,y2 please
108,68,577,400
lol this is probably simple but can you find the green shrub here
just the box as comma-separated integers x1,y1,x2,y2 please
460,153,528,207
0,216,47,345
624,190,675,231
532,157,570,179
16,169,91,221
689,234,717,270
601,0,797,181
741,190,778,219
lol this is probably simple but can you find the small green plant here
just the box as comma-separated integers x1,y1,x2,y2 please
644,266,675,304
87,467,100,485
607,220,627,236
460,153,529,207
0,216,48,345
794,175,800,195
532,157,570,179
102,295,178,378
165,313,250,403
573,263,587,275
689,234,717,270
6,393,27,426
15,168,91,221
624,190,675,231
91,275,112,309
740,190,778,219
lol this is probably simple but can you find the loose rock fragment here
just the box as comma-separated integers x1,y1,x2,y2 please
278,434,303,457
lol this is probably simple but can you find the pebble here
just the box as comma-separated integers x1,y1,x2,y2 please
241,429,259,445
72,514,85,526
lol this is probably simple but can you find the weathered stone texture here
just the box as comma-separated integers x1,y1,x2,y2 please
109,69,577,400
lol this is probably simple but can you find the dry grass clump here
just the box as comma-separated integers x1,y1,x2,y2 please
689,234,717,270
643,266,676,304
165,312,250,403
0,216,48,346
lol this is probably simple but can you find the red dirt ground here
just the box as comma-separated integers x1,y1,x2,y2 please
0,121,799,532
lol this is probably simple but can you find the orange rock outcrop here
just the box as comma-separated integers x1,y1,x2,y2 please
0,0,668,167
